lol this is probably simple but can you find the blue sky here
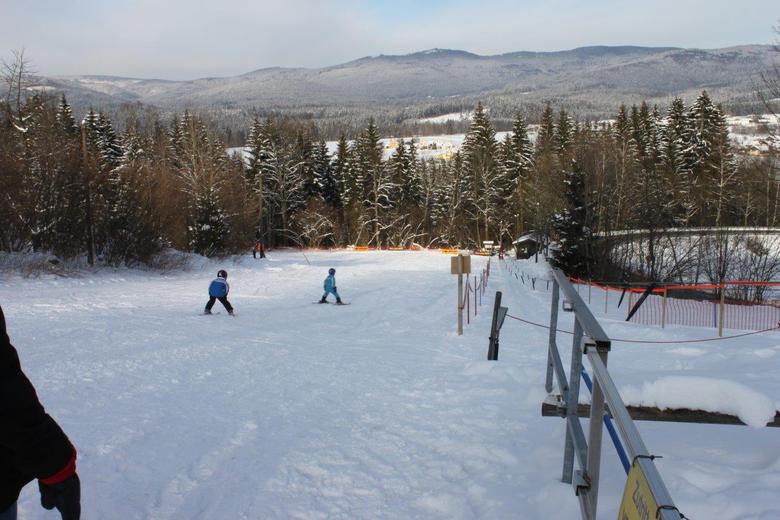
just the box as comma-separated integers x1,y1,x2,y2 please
2,0,778,79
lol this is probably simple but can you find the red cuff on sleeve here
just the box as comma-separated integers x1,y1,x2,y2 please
40,449,77,485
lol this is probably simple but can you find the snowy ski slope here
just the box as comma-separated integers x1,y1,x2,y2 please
1,251,779,519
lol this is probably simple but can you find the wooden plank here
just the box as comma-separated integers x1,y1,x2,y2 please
542,400,780,428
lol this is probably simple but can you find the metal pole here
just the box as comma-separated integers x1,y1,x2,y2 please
662,288,668,328
466,280,470,325
474,275,478,316
562,319,584,483
584,342,608,518
546,279,560,393
457,266,463,336
719,285,725,337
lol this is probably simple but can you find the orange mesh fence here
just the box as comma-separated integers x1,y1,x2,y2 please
503,259,780,332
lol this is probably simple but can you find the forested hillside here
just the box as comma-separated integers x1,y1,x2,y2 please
2,82,776,279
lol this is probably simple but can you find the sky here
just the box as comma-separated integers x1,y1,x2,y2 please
2,0,778,80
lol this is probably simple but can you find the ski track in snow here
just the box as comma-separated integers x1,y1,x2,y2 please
2,251,780,519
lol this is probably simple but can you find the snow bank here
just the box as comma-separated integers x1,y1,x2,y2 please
620,376,776,428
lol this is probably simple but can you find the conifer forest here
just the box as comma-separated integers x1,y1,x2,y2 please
1,81,778,279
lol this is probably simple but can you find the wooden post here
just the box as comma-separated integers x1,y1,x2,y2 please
661,288,668,328
719,285,726,337
487,291,503,360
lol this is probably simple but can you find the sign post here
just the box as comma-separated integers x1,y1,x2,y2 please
451,251,471,335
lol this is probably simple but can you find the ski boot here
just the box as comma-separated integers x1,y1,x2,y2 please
336,298,344,305
203,309,212,315
318,297,327,304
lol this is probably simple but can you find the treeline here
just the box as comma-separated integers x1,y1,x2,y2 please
1,89,777,272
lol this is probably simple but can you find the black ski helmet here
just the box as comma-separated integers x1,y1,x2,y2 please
328,268,336,275
218,269,228,279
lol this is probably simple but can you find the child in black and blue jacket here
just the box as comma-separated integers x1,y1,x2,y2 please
205,270,234,315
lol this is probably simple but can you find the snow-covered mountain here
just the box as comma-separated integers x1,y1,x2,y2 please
35,45,777,118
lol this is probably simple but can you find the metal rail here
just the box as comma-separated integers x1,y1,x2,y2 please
545,267,682,520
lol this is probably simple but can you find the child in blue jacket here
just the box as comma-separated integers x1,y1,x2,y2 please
205,270,234,315
319,268,343,304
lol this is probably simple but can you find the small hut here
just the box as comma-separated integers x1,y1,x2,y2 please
513,233,541,259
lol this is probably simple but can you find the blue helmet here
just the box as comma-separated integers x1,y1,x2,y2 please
328,268,336,275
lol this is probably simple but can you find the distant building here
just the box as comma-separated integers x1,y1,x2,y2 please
513,233,541,259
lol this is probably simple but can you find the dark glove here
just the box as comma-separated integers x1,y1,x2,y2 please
39,473,81,520
333,286,337,291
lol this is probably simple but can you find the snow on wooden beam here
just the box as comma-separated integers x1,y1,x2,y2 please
542,399,780,428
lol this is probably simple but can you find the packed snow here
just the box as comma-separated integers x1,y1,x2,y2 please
2,251,779,519
619,376,776,428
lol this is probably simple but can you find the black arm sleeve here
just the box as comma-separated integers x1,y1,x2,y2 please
0,306,74,489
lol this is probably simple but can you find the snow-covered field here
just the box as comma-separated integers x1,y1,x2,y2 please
417,112,474,124
2,252,780,519
229,111,778,163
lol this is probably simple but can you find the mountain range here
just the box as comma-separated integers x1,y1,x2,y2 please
34,45,779,128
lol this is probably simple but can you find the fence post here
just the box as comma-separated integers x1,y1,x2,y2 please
457,261,464,336
466,282,470,325
661,288,668,328
562,319,584,484
474,276,478,316
584,341,609,518
546,279,560,393
487,291,503,360
719,285,725,337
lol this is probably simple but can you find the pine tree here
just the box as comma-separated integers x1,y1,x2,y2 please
554,109,574,165
662,97,695,225
552,161,591,276
244,118,275,238
535,103,556,159
353,119,388,245
498,112,534,241
313,140,339,208
56,94,77,135
189,185,229,256
462,102,499,244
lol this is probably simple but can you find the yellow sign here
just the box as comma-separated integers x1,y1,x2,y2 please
618,461,659,520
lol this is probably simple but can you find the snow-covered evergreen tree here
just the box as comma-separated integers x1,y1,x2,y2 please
189,186,229,256
554,109,574,164
56,94,77,135
313,140,339,209
462,102,500,243
552,161,591,276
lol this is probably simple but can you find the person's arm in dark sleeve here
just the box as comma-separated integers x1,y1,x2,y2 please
0,306,79,518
